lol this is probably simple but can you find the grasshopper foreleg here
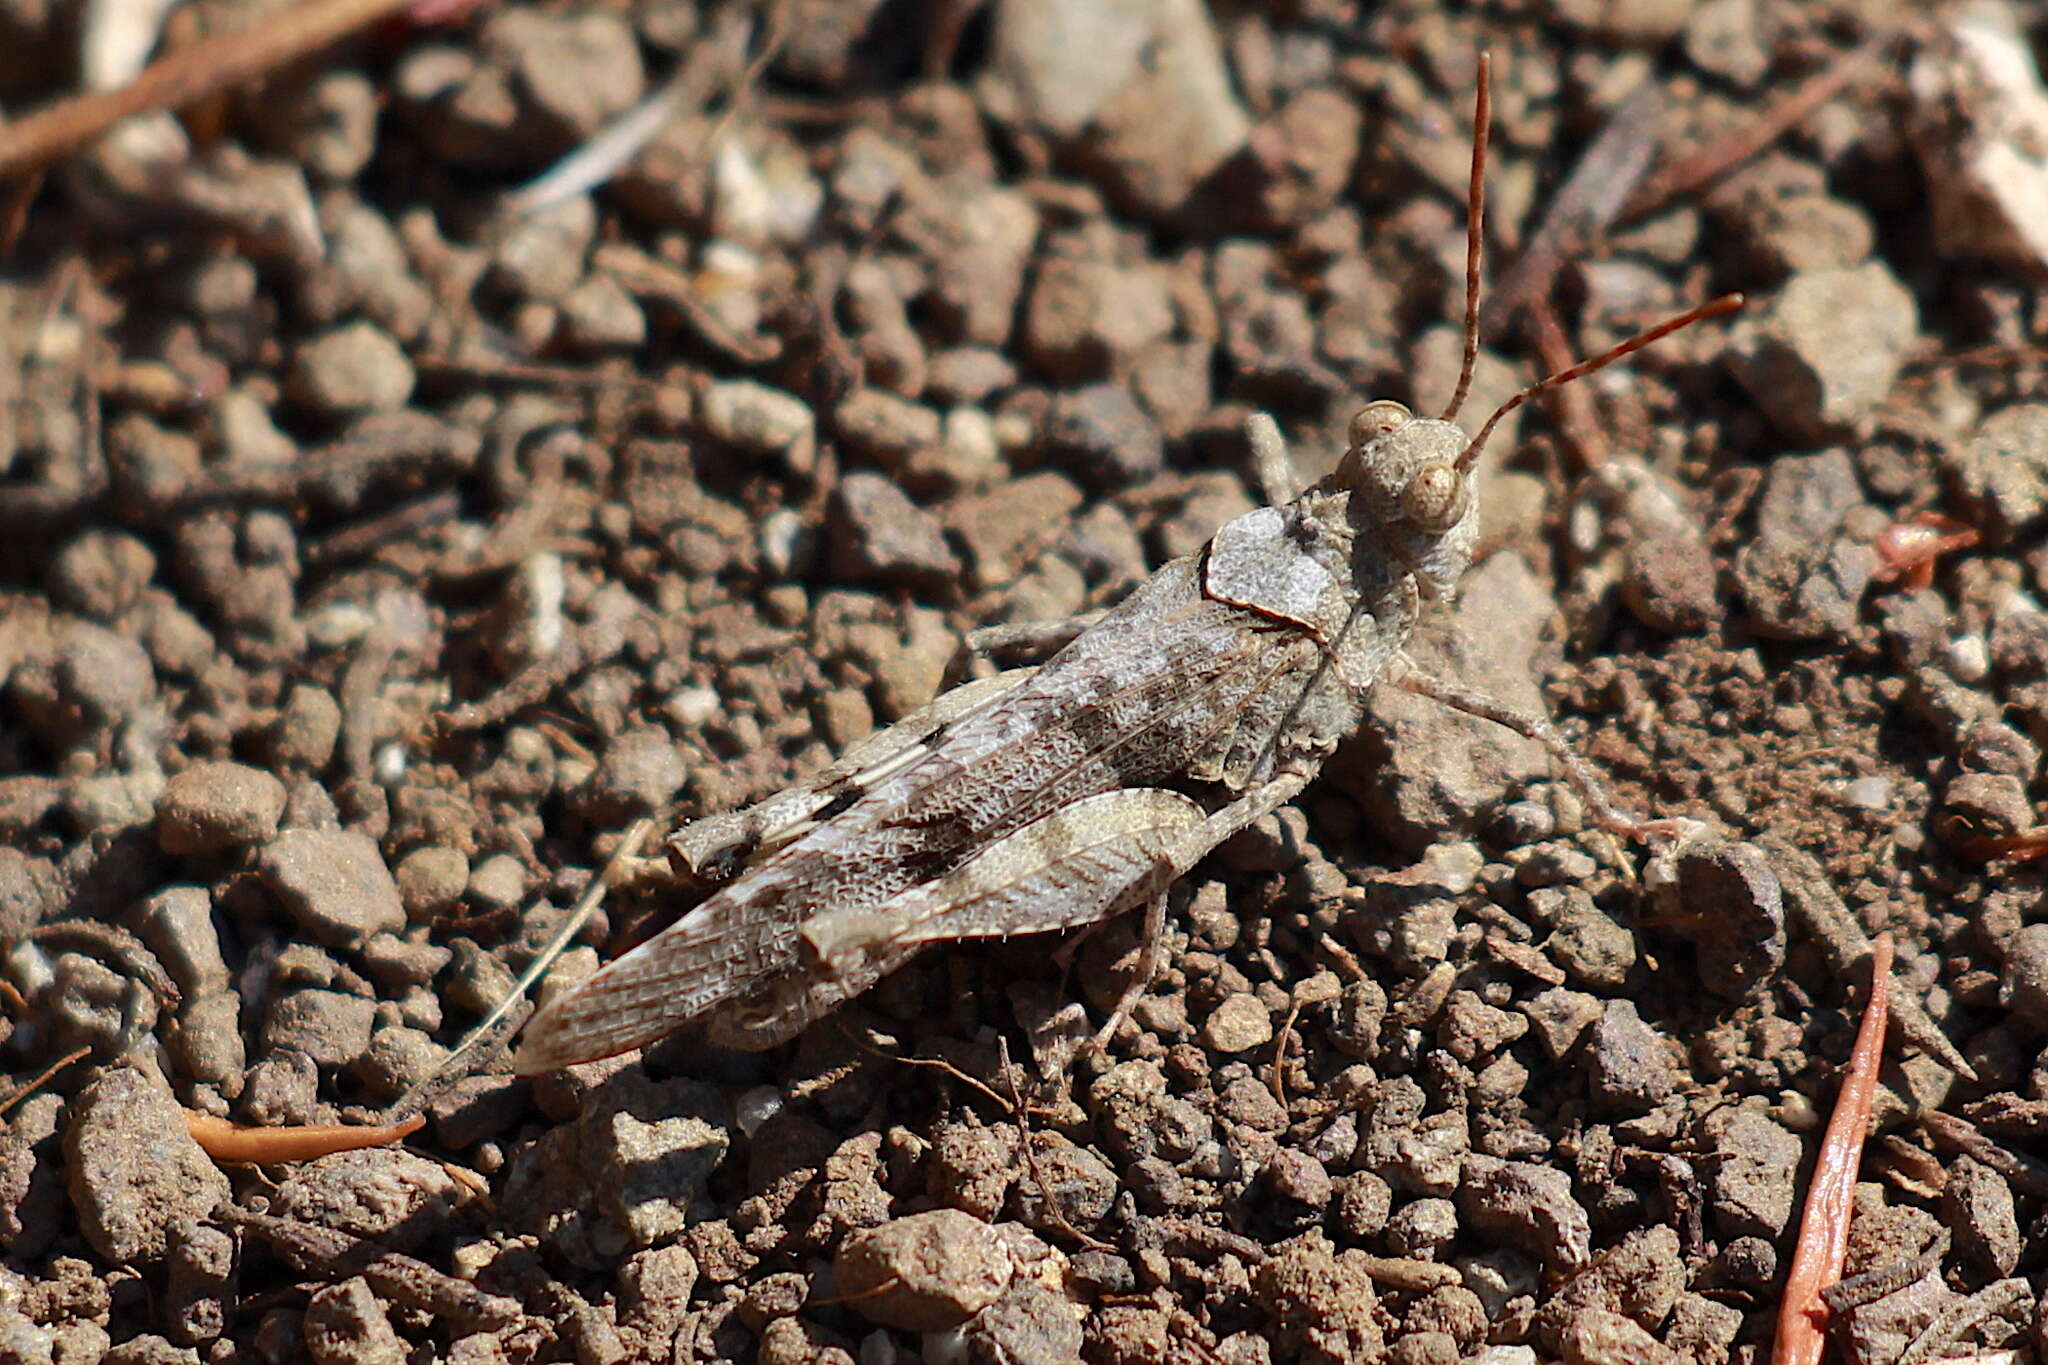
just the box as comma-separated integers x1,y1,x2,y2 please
1246,411,1302,506
1395,658,1682,841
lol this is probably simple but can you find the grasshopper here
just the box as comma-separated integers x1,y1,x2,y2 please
512,58,1738,1075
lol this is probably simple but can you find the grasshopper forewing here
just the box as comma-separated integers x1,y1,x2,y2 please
512,54,1739,1075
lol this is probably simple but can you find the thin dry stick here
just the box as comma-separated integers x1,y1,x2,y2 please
0,171,42,253
185,1110,425,1164
0,0,440,181
0,1045,93,1119
1951,826,2048,863
1619,28,1902,223
1268,1000,1302,1108
836,1022,1014,1114
393,818,652,1117
1918,1110,2048,1197
1524,294,1611,471
1773,931,1893,1365
411,355,659,391
1479,77,1663,341
999,1036,1112,1253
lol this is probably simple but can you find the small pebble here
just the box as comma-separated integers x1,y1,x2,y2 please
490,194,595,301
1264,1148,1333,1215
1539,888,1637,990
1585,1000,1676,1114
1011,1134,1116,1234
1646,838,1785,998
490,7,646,143
395,846,469,921
1936,771,2032,845
963,1280,1083,1365
445,938,518,1017
155,762,287,856
131,885,231,996
288,321,415,418
1727,262,1917,441
64,1067,230,1263
2001,923,2048,1030
164,1224,234,1347
261,989,377,1069
1386,1197,1459,1260
1042,383,1164,491
1458,1155,1590,1273
1556,1308,1688,1365
269,685,342,770
1943,402,2048,540
258,829,406,947
942,471,1084,591
699,379,815,474
270,1147,460,1249
302,1277,408,1365
50,530,157,620
832,1210,1013,1331
1202,993,1274,1053
0,1089,61,1260
465,854,530,914
826,472,959,590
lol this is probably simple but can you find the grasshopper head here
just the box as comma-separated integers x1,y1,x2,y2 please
1334,399,1480,599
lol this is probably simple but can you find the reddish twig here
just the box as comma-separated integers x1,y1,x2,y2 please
185,1110,425,1163
1268,1000,1302,1108
0,1046,94,1119
1620,29,1901,223
0,0,434,181
1525,294,1611,471
1773,932,1893,1365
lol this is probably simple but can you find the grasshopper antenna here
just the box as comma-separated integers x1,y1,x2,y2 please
1441,51,1491,425
1454,292,1746,473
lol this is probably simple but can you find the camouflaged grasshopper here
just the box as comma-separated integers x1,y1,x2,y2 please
512,59,1738,1075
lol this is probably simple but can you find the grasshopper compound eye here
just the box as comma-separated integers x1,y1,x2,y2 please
1349,400,1410,449
1402,460,1468,532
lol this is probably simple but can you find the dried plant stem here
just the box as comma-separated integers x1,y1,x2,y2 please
185,1110,425,1164
0,1045,94,1119
1620,28,1903,222
0,0,428,181
1773,932,1893,1365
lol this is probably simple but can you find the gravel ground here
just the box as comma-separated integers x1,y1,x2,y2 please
2,1,2047,1362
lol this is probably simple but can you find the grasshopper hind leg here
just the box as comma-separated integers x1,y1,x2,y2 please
1089,770,1313,1051
785,775,1309,1053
